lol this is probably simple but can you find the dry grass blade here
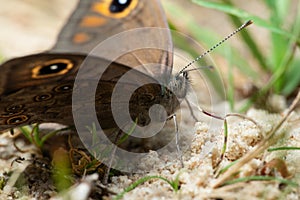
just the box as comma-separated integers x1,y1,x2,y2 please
213,90,300,188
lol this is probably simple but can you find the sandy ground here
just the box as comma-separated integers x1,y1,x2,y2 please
0,0,300,199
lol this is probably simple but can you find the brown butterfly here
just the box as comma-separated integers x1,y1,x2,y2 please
0,0,194,172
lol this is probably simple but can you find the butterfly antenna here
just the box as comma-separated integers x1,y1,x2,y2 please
184,65,214,73
177,20,253,76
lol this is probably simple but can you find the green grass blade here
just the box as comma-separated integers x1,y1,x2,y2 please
220,0,269,71
227,47,235,110
280,1,300,95
268,146,300,152
40,127,70,147
192,0,299,41
113,175,177,200
282,59,300,95
19,126,34,143
223,176,298,187
116,119,137,146
265,0,290,25
267,1,291,93
0,54,4,63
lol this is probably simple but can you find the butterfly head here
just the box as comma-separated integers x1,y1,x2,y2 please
168,71,189,99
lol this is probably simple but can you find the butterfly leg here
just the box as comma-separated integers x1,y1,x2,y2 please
185,98,200,122
167,114,184,168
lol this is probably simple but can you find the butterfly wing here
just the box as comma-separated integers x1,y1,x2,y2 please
0,53,179,132
51,0,173,77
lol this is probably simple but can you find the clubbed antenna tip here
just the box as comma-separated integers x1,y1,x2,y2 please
177,20,253,76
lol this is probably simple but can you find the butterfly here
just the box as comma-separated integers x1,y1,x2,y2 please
0,0,192,172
